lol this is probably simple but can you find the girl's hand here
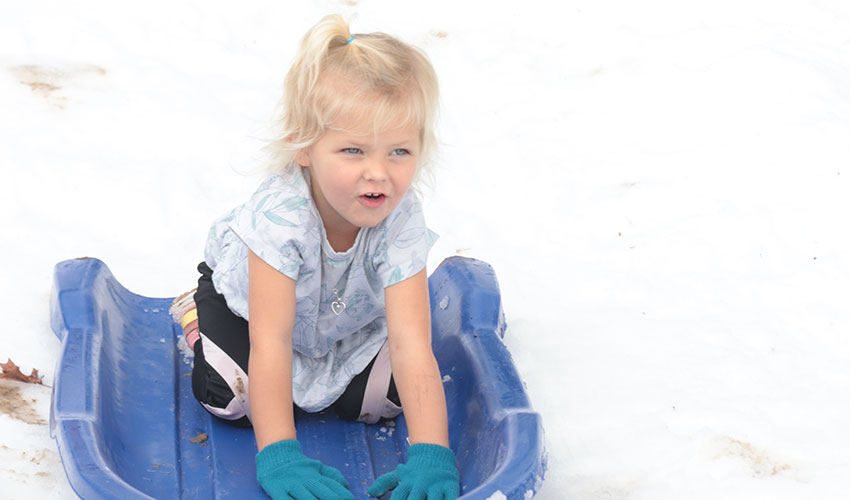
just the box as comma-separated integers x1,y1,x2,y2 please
367,443,459,500
256,440,354,500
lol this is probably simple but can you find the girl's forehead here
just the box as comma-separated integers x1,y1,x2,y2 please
318,78,424,141
324,118,421,144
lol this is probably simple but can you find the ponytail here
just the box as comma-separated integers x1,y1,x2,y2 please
288,15,353,117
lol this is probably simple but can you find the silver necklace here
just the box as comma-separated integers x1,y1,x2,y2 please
331,288,346,316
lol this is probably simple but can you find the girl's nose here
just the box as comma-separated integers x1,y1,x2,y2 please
362,157,389,182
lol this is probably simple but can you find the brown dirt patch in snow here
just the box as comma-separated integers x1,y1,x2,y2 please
0,380,46,426
8,63,106,109
716,436,794,477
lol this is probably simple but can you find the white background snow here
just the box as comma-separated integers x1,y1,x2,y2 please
2,0,849,498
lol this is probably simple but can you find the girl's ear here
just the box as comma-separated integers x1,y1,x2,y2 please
295,149,310,167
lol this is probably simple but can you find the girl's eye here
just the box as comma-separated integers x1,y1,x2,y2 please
390,149,410,156
342,148,362,155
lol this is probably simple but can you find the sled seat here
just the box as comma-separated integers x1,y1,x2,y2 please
49,256,546,499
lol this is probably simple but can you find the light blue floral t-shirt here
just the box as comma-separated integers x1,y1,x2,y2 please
203,167,437,411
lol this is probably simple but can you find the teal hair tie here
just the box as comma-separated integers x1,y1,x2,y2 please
345,36,354,43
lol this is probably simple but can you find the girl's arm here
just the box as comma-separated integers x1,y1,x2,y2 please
247,250,298,450
249,251,354,500
384,268,449,447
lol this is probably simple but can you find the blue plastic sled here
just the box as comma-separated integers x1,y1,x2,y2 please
49,256,546,499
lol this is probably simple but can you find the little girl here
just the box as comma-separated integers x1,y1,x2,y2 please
169,14,459,500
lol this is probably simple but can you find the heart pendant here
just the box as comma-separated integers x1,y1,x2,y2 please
331,300,346,316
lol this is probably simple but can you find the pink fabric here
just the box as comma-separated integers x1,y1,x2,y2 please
182,318,199,349
358,341,400,424
198,332,251,421
185,327,200,350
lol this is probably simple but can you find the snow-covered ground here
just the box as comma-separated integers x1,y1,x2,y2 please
2,0,850,498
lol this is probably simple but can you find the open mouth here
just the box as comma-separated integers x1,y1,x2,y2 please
360,193,386,208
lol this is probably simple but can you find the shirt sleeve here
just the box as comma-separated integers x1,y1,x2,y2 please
227,176,316,281
372,191,439,288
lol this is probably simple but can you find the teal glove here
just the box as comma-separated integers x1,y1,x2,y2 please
256,439,354,500
368,443,460,500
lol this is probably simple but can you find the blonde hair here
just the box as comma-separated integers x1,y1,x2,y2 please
266,15,440,183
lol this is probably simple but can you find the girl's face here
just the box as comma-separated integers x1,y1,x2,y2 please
296,120,420,250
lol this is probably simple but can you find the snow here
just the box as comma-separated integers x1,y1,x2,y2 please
2,0,850,498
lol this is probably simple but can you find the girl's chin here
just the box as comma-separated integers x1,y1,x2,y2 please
350,217,383,229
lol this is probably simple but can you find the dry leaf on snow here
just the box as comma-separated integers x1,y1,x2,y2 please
1,359,44,385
